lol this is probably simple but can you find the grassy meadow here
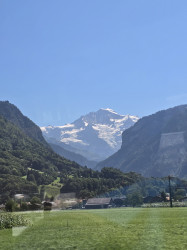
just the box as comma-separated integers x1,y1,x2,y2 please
0,207,187,250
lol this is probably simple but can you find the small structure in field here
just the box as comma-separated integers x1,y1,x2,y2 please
85,198,113,209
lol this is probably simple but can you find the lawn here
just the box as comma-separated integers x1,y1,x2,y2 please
0,207,186,249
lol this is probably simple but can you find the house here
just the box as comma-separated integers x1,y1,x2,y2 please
85,198,113,209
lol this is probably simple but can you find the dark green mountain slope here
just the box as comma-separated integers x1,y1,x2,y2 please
0,114,84,201
96,105,187,178
0,115,81,176
0,101,47,145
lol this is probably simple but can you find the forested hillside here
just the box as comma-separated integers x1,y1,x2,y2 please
0,101,47,145
0,114,84,202
0,102,142,203
0,115,81,176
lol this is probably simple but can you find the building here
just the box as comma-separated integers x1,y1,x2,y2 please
85,198,113,209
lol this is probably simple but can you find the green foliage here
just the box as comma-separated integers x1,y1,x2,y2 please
0,101,47,145
126,191,143,207
0,174,38,203
174,189,186,201
0,114,84,200
30,196,41,205
5,199,18,212
27,169,55,185
161,191,167,202
30,196,41,210
0,114,82,177
0,213,28,229
61,168,142,198
20,202,29,211
113,198,124,207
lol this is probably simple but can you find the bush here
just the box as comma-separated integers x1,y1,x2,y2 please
30,196,41,210
0,213,28,229
20,202,28,211
30,196,41,205
5,199,18,212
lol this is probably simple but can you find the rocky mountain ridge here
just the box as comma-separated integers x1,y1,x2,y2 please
96,105,187,178
41,108,139,164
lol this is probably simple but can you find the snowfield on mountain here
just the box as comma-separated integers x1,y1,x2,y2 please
41,108,139,162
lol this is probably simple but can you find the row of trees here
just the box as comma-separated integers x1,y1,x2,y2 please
4,196,42,212
60,168,142,199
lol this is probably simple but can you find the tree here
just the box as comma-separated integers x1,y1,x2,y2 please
79,190,92,199
27,173,36,183
161,191,167,202
30,196,41,210
174,189,186,201
40,185,45,200
30,196,41,205
127,192,143,207
113,198,124,207
20,202,28,211
5,199,17,212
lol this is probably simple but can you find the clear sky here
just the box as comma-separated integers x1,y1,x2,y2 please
1,0,187,126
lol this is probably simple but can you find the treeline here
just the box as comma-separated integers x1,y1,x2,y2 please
61,168,187,201
60,167,142,198
0,174,38,203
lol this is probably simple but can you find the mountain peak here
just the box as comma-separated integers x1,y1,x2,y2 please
41,109,139,163
99,108,118,114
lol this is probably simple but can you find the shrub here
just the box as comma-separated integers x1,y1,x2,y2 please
5,199,18,212
0,213,28,230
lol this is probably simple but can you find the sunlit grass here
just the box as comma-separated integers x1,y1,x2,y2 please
0,208,186,249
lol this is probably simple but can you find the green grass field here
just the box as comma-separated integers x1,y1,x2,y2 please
0,208,187,249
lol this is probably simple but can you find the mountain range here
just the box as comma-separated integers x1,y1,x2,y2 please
1,100,187,183
41,108,139,167
0,101,141,201
96,105,187,178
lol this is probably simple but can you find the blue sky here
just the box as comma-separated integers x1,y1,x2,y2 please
1,0,187,126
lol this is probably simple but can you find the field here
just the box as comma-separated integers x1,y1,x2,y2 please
0,207,187,249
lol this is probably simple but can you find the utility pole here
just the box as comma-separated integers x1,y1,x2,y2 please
168,175,173,208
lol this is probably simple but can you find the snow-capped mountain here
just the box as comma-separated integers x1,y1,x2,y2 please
41,109,139,163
